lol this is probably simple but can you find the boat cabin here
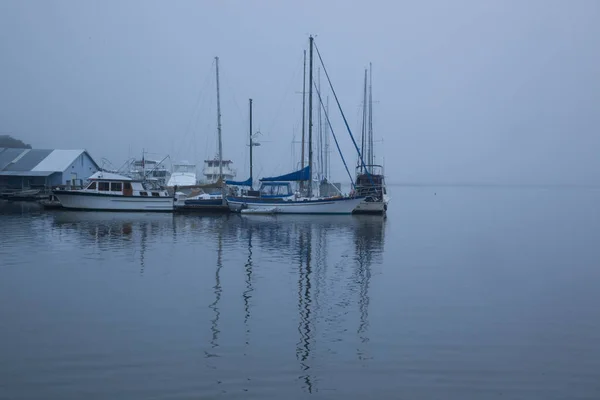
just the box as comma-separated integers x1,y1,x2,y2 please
258,181,294,198
173,163,196,174
83,172,171,197
354,165,386,200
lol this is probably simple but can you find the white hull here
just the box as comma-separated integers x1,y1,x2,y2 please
240,207,279,214
228,196,364,215
353,196,390,214
167,173,197,187
54,193,174,212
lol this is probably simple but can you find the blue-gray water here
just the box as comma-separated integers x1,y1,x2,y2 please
1,186,600,399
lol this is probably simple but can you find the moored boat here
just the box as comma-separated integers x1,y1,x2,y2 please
167,161,197,188
173,56,231,213
53,171,173,212
353,165,389,214
40,194,63,209
227,36,366,215
228,194,363,214
352,63,389,215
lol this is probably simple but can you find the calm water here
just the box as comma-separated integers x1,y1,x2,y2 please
1,186,600,399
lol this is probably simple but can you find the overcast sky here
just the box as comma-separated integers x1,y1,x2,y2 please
1,0,599,184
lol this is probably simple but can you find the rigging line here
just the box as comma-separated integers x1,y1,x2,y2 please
177,60,216,160
313,81,354,188
265,51,305,135
313,40,375,187
220,65,251,131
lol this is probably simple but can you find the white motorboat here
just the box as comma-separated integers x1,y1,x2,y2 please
167,161,197,187
128,157,170,187
53,171,174,212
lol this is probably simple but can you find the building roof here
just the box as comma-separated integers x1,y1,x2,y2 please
32,149,90,172
0,148,100,176
0,170,57,177
2,149,53,171
0,148,27,171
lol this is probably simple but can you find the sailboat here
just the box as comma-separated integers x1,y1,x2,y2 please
226,36,365,215
225,98,296,214
175,57,229,212
352,64,390,215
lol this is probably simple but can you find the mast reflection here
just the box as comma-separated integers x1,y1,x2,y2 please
296,224,313,393
243,221,254,347
207,218,224,355
353,216,385,361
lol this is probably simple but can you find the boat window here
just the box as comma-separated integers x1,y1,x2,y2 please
111,182,123,192
152,192,160,197
260,183,291,196
124,182,132,190
98,182,110,191
140,191,148,196
87,181,97,190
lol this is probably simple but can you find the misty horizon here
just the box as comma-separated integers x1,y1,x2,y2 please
1,0,599,186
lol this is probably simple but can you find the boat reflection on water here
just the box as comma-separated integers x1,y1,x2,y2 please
49,210,386,394
227,214,386,394
51,211,175,275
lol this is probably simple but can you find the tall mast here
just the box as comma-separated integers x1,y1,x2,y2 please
249,98,253,190
307,36,314,198
215,56,223,182
325,96,330,181
317,67,322,182
368,62,373,169
300,50,306,191
360,69,367,173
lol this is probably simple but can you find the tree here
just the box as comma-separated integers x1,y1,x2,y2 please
0,135,32,149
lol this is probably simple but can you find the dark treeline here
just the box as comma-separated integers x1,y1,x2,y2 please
0,135,31,149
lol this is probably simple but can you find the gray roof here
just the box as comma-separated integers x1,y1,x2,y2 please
33,149,92,172
0,148,100,175
0,170,57,177
1,149,52,171
0,148,28,171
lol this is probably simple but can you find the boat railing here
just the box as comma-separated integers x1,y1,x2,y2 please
355,164,384,176
53,184,85,191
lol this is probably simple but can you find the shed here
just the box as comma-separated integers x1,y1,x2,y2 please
0,148,100,191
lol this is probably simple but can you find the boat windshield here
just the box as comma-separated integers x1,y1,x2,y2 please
174,164,195,173
142,180,162,191
259,182,293,197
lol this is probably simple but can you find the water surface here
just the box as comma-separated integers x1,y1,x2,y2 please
1,186,599,399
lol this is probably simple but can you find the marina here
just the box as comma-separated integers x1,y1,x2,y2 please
2,1,598,398
0,37,386,217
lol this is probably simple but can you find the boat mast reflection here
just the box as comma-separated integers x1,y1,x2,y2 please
296,224,313,393
354,216,385,361
243,222,254,347
208,221,224,352
139,221,147,276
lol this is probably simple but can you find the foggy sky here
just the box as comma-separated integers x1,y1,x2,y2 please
1,0,599,185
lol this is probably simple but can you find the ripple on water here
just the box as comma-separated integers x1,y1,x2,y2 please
2,189,600,399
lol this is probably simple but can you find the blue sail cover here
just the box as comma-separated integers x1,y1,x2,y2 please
225,177,252,186
260,166,310,182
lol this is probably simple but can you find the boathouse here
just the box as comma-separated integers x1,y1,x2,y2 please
0,148,100,192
